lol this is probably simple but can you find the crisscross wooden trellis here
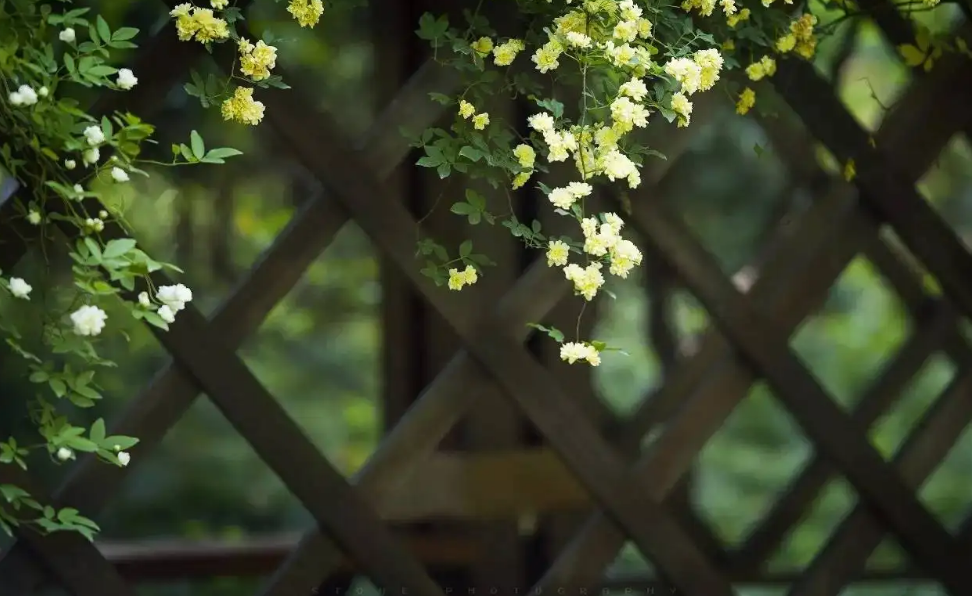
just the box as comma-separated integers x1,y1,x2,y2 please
2,1,972,594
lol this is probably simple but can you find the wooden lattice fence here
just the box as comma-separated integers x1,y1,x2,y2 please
1,1,972,595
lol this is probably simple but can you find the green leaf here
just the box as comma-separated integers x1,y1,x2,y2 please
111,27,138,41
90,419,106,443
202,147,243,164
465,189,486,210
102,238,135,259
96,16,111,44
459,240,473,257
190,131,205,160
527,323,564,343
458,146,483,162
450,202,474,215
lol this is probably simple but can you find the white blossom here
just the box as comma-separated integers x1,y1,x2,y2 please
110,167,129,183
8,277,31,299
83,147,100,165
70,305,107,336
156,284,193,313
157,304,176,324
116,68,138,90
59,28,76,43
83,125,105,146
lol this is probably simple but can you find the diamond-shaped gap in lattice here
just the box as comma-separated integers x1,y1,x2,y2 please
96,394,309,540
788,256,911,410
763,351,955,572
869,352,955,461
118,125,309,319
654,104,790,276
693,382,813,548
916,415,972,532
591,265,665,419
830,20,915,135
240,221,381,477
915,134,972,253
602,541,655,582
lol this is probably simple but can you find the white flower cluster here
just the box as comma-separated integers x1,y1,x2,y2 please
57,444,130,467
140,283,194,324
0,280,194,337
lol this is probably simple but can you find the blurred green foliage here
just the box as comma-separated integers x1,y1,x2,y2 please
5,1,972,596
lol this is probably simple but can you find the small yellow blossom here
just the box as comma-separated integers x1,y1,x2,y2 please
727,8,750,27
546,240,570,267
221,87,265,126
512,171,532,189
458,100,475,119
532,39,563,73
746,56,776,82
211,0,229,8
671,92,693,127
554,10,587,36
560,342,601,366
287,0,324,28
471,37,493,55
472,113,490,130
447,265,479,291
171,5,229,43
239,40,278,81
492,39,525,66
776,33,796,53
563,262,605,301
843,159,856,182
513,144,536,169
736,88,756,115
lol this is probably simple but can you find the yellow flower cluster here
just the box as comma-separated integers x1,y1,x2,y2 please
560,342,602,366
239,39,278,82
512,144,536,189
736,88,756,115
170,4,229,43
777,14,818,59
457,100,490,131
662,48,724,127
287,0,325,28
221,87,265,126
492,39,525,66
683,0,738,17
727,8,751,28
447,265,478,291
745,55,777,81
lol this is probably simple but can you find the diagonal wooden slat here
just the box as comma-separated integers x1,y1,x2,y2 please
535,51,972,579
6,210,445,593
728,62,972,566
731,313,949,571
774,57,972,324
259,90,726,596
0,62,458,595
0,466,135,596
260,260,569,596
259,72,736,596
627,187,971,594
791,362,972,596
536,184,862,586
